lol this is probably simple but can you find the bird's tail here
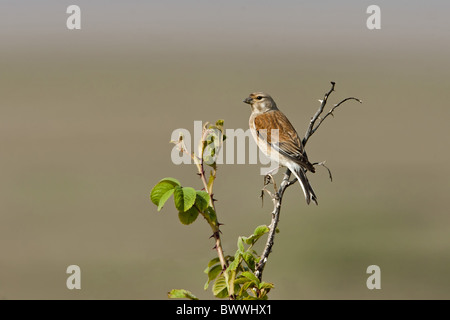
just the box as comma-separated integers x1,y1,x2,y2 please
289,164,318,205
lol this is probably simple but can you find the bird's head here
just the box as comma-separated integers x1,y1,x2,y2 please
243,92,278,113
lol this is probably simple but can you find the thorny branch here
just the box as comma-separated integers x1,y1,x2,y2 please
255,82,362,281
172,130,228,272
255,169,291,280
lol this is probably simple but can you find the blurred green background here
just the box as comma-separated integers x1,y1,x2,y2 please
1,1,449,299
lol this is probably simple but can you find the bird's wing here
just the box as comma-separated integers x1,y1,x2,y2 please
254,110,314,171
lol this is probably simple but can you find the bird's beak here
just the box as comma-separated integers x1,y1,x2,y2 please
243,97,252,104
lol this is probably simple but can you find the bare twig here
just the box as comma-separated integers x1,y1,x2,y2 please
255,82,361,282
313,160,333,182
255,169,291,281
302,81,336,147
260,174,277,207
303,82,362,147
308,97,362,142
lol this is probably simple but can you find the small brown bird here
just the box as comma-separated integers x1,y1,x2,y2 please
244,92,318,205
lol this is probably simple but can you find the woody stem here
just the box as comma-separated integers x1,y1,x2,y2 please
194,156,227,271
255,169,292,281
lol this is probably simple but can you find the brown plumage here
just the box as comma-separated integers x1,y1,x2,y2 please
244,92,318,205
253,110,315,173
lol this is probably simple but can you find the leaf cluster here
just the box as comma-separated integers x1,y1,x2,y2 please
150,177,216,226
150,119,274,300
204,225,273,300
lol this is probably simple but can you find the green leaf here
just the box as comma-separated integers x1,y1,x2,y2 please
242,281,253,291
241,271,260,286
168,289,198,300
227,257,240,272
204,264,222,290
237,237,245,253
238,286,249,298
244,225,270,245
195,191,210,212
242,252,255,271
232,282,241,298
150,178,179,207
254,225,269,237
206,257,221,269
212,275,228,298
239,281,254,298
204,258,224,290
173,186,197,212
215,119,224,127
258,282,274,290
182,187,197,211
226,249,242,273
159,177,181,187
178,206,199,225
234,277,250,285
173,186,183,210
202,126,224,168
157,188,174,211
243,237,254,245
207,265,222,282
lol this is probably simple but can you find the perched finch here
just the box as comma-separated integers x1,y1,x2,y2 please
244,92,318,205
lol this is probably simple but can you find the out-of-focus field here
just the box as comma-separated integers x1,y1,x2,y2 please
0,1,449,299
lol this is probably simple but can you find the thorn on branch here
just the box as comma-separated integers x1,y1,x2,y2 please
260,189,265,207
210,230,222,240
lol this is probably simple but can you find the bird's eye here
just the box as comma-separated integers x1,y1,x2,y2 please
256,96,263,100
